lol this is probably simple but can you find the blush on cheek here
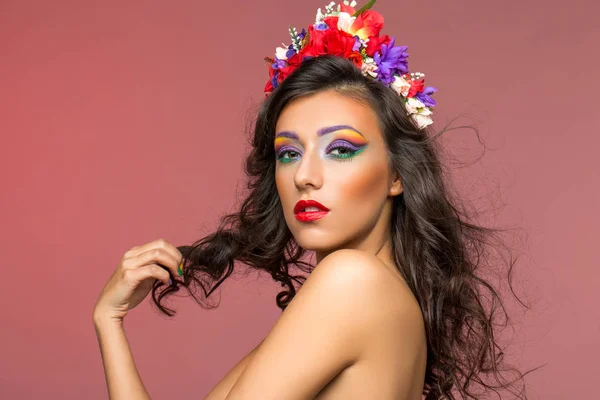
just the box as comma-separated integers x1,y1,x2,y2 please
341,163,389,202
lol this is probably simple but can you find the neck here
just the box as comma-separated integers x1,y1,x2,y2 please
314,199,396,270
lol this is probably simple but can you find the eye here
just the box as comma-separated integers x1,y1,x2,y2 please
276,149,301,163
329,146,356,158
326,140,366,161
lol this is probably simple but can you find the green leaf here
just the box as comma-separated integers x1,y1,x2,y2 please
352,0,377,17
289,25,302,50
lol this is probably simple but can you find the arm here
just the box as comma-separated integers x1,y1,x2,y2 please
204,339,264,400
224,249,398,399
92,238,185,399
93,316,150,400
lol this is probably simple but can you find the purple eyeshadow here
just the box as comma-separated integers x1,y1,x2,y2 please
276,145,301,158
325,139,364,153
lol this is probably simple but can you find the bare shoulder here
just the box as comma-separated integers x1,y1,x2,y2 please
308,249,423,328
223,248,424,399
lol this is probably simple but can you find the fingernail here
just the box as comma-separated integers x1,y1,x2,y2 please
168,278,173,285
178,262,183,276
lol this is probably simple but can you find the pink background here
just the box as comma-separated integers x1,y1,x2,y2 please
1,0,598,398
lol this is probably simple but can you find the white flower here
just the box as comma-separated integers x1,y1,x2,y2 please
315,8,324,23
411,110,434,129
404,97,433,129
325,1,337,16
404,97,426,114
337,12,356,32
391,75,411,97
361,58,378,78
275,45,289,60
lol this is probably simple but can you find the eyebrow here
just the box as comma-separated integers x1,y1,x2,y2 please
275,125,365,139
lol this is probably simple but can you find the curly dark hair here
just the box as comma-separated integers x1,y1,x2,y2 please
150,55,542,399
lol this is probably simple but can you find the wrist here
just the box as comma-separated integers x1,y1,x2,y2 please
93,312,124,330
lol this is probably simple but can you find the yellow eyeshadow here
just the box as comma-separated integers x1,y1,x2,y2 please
274,137,295,150
274,129,367,151
334,129,368,144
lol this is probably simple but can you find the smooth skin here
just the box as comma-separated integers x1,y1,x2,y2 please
220,250,427,399
93,239,183,399
218,90,427,399
94,90,428,399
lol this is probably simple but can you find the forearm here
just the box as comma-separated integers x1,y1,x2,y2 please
93,316,151,400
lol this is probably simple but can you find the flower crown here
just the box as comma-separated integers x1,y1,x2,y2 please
264,0,437,129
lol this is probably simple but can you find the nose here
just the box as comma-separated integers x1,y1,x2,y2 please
294,147,323,191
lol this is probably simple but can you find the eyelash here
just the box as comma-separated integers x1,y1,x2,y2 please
276,142,365,164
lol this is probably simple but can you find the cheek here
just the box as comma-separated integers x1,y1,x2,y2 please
334,161,389,203
275,167,294,203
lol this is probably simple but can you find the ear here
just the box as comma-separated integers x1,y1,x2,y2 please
388,171,403,197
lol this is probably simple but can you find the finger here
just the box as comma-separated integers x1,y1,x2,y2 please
123,247,181,278
123,263,171,286
124,238,183,266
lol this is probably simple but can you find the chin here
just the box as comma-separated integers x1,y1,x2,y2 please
291,229,344,253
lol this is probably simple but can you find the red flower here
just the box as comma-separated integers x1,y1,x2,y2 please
348,10,384,39
407,78,425,98
277,52,303,83
301,25,362,68
263,53,303,93
339,3,356,14
264,69,275,93
365,34,391,57
323,16,339,30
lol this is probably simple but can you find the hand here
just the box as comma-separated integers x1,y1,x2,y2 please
93,238,183,324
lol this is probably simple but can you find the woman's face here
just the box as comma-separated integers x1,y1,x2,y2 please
274,89,402,255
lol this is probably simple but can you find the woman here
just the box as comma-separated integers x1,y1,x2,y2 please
93,1,533,399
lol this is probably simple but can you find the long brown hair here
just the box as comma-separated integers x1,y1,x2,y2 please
151,55,542,399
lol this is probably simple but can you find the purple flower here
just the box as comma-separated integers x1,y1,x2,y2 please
373,36,409,85
285,28,307,58
314,22,329,31
415,86,437,107
352,36,361,52
269,58,288,90
271,70,279,89
286,45,296,59
272,58,287,70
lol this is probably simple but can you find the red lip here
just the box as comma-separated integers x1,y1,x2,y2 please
294,199,330,214
294,199,330,222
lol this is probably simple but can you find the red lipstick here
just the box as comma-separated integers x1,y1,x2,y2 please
294,199,330,222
